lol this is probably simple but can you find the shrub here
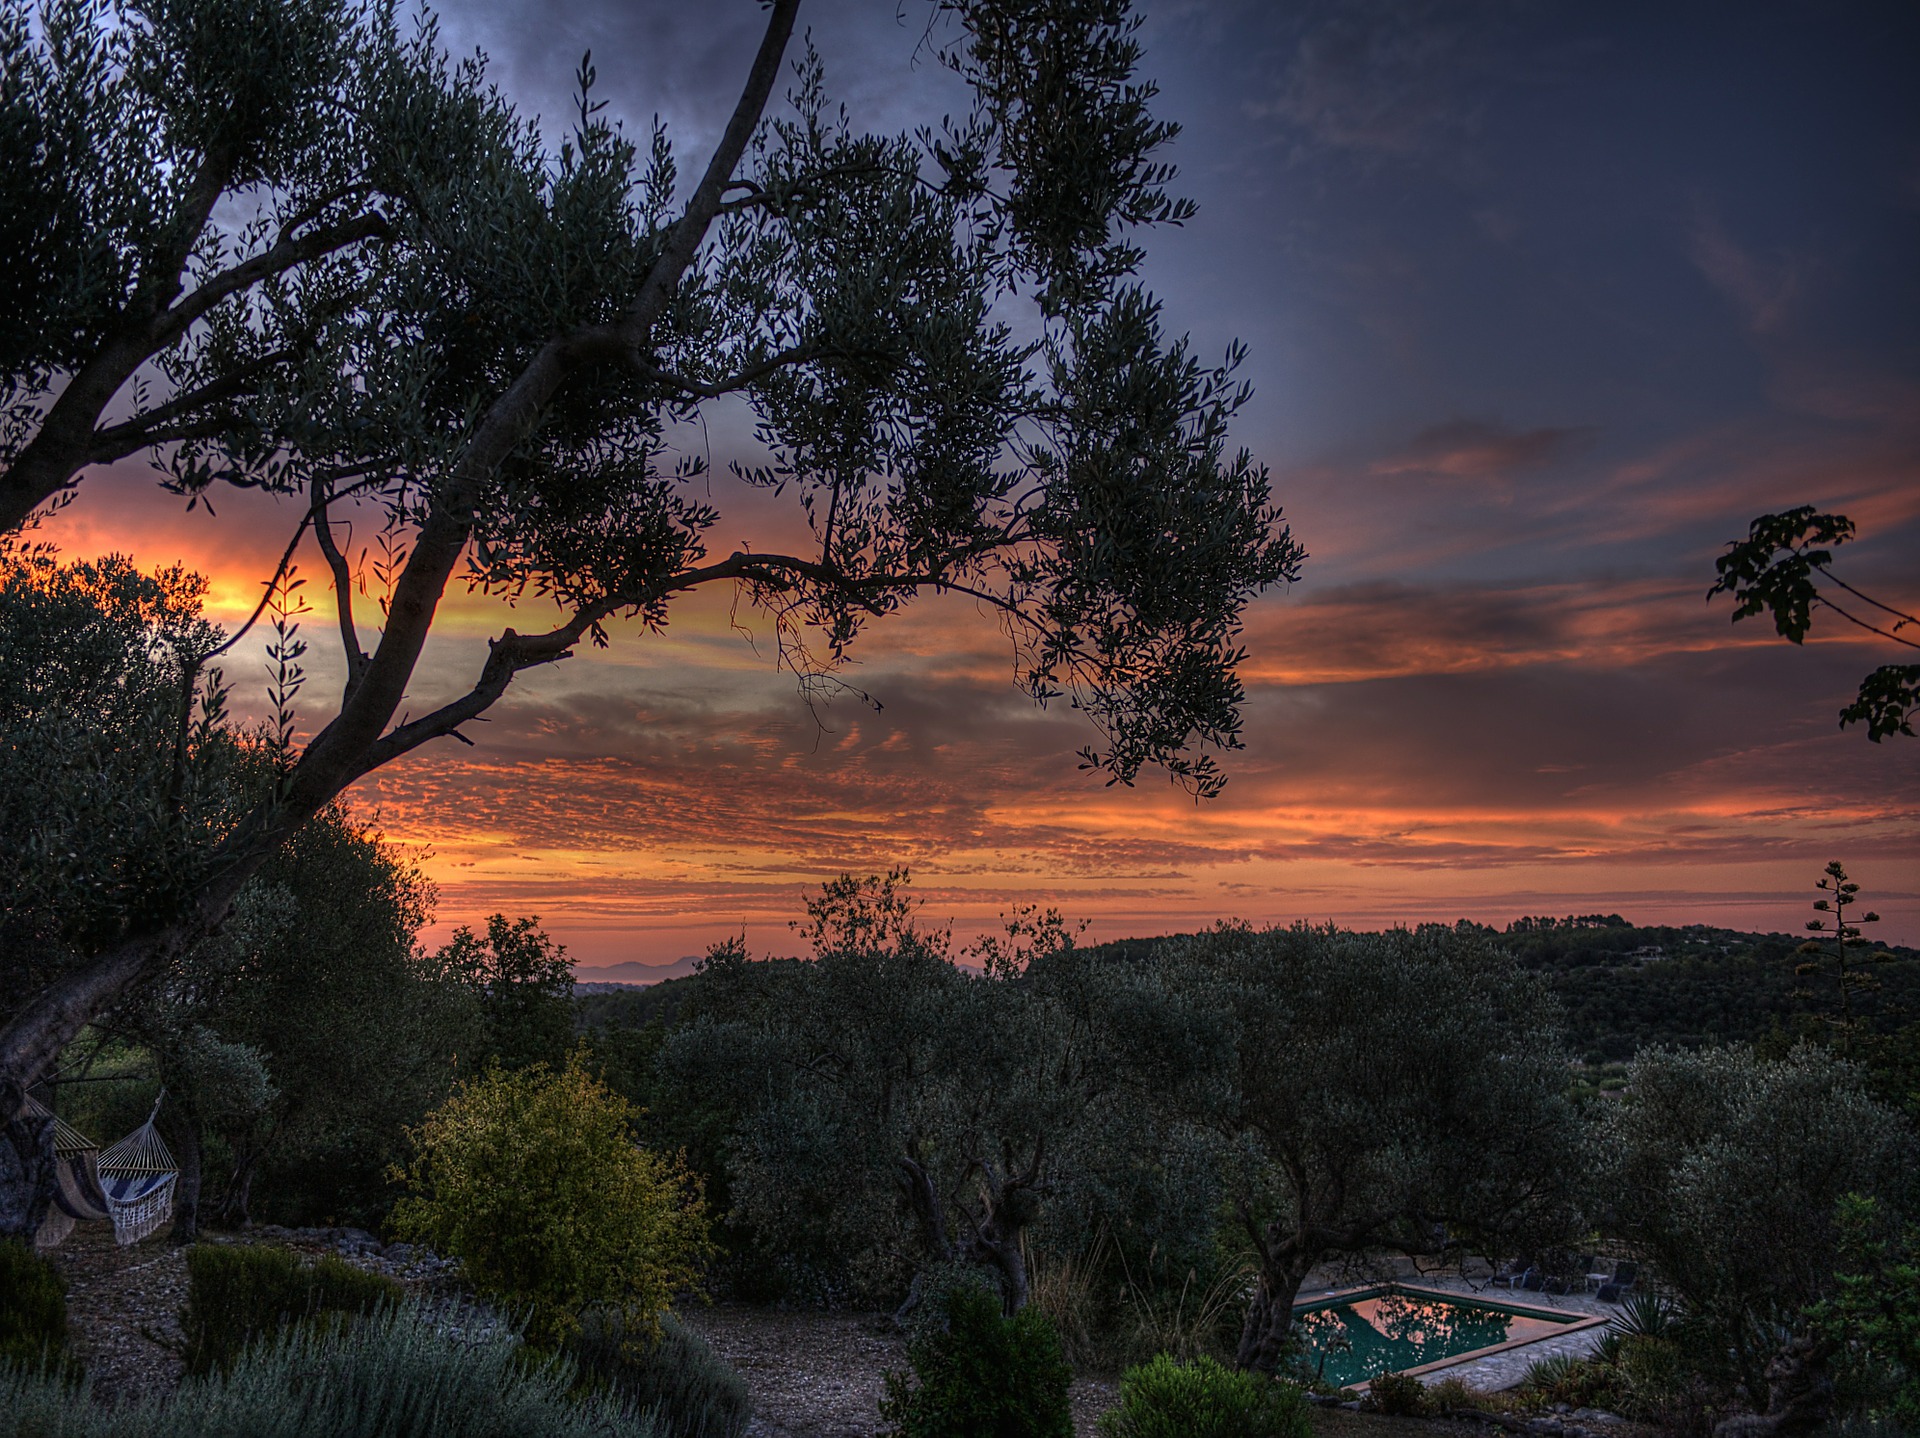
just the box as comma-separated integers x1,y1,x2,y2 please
1807,1194,1920,1430
390,1054,713,1347
0,1302,666,1437
570,1308,751,1438
0,1239,73,1377
1360,1370,1430,1418
1613,1335,1694,1425
181,1244,402,1376
1097,1353,1310,1438
1424,1376,1492,1414
880,1278,1074,1438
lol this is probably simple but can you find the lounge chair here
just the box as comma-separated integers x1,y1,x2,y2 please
1488,1260,1529,1289
1521,1270,1546,1292
1612,1260,1638,1291
1597,1282,1622,1303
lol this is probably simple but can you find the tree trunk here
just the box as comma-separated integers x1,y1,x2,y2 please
957,1191,1037,1315
168,1108,204,1244
0,1078,55,1241
219,1145,258,1228
1237,1252,1314,1373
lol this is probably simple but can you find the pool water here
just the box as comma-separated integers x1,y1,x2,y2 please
1294,1287,1573,1388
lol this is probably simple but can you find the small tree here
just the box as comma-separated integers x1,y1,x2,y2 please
390,1053,710,1348
432,914,575,1072
1796,861,1890,1062
1601,1044,1917,1403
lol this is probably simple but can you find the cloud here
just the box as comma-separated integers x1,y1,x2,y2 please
1370,419,1588,480
1247,0,1519,164
1688,207,1805,335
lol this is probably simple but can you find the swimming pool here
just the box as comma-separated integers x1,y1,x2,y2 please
1292,1285,1597,1389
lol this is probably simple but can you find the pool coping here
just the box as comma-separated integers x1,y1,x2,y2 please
1292,1281,1611,1390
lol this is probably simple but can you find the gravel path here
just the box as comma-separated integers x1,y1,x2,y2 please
681,1305,1119,1438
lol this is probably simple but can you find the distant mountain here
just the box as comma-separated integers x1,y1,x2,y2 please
572,955,704,988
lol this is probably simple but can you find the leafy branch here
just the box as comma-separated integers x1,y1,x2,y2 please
1709,507,1919,740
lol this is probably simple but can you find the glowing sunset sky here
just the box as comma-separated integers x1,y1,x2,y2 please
57,0,1920,962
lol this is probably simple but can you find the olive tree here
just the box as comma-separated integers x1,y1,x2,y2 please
1175,924,1585,1372
658,875,1223,1313
1,0,1303,1235
1601,1043,1917,1403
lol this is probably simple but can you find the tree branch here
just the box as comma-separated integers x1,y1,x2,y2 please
636,343,823,399
310,485,369,700
151,212,390,352
86,350,297,463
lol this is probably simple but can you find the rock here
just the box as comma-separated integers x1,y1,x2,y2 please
1525,1420,1565,1436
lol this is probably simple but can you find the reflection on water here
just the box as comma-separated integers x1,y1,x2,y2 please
1297,1290,1566,1386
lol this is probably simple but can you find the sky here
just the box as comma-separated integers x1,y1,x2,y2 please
58,0,1920,965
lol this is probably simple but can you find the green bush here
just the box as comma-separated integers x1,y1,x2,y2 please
182,1244,402,1376
0,1239,72,1377
880,1279,1073,1438
1360,1370,1430,1418
391,1056,712,1348
570,1308,751,1438
0,1302,665,1437
1097,1353,1309,1438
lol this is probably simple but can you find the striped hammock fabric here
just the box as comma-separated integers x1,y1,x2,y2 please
22,1094,109,1248
97,1104,178,1246
18,1090,178,1247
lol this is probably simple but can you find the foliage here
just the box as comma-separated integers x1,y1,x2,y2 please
1359,1370,1430,1418
1174,924,1585,1370
1114,1246,1249,1366
1599,1043,1917,1400
0,550,237,1007
1423,1376,1493,1414
202,810,454,1229
1096,1353,1309,1438
879,1276,1073,1438
657,875,1225,1311
1708,507,1920,740
1609,1290,1680,1341
0,1238,71,1376
181,1243,401,1376
569,1308,751,1438
88,801,452,1236
0,1301,664,1437
390,1054,711,1348
0,0,400,530
1806,1194,1920,1429
434,914,575,1072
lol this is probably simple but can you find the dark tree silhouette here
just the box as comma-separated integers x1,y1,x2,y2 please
1710,507,1919,740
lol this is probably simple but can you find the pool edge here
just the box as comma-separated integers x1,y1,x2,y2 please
1292,1280,1611,1391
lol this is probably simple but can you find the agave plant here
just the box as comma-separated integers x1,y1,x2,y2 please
1610,1290,1681,1340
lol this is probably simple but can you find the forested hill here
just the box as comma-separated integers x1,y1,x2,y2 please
576,920,1920,1071
1080,921,1920,1067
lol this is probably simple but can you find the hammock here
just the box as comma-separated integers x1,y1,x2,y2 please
95,1095,177,1246
18,1090,176,1248
22,1093,108,1249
